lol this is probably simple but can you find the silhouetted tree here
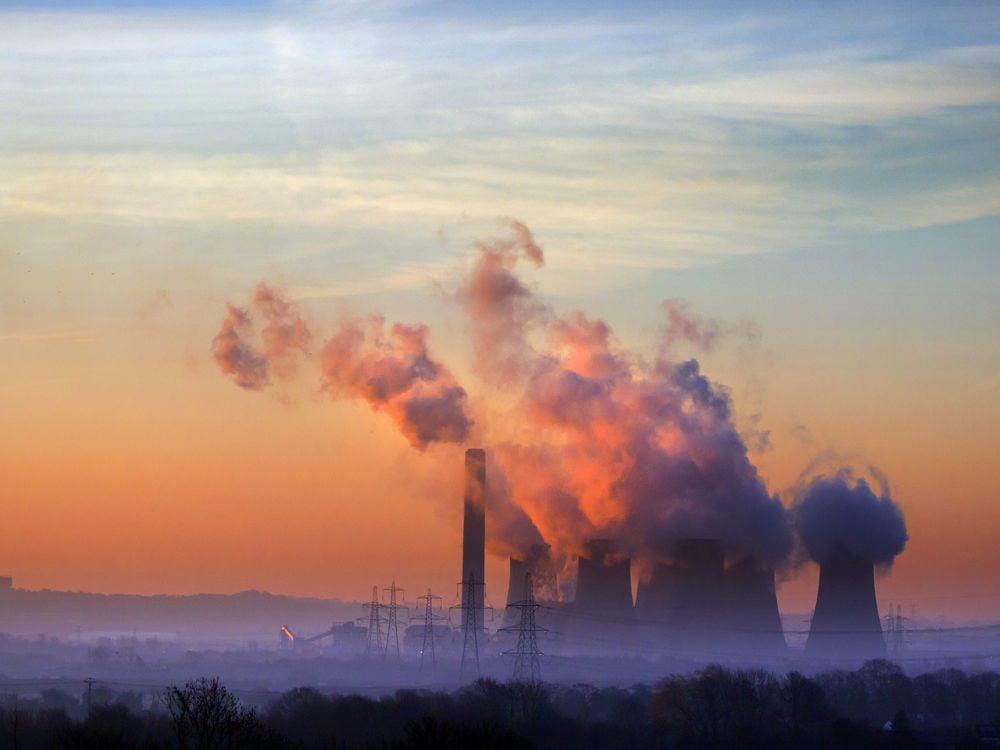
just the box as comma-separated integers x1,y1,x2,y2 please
165,677,276,750
266,687,338,749
781,671,829,742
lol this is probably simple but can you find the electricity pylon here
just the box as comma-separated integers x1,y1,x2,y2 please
416,588,445,674
891,604,905,658
364,585,382,657
382,582,407,660
502,572,546,684
450,572,492,678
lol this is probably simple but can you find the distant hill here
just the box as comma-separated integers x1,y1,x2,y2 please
0,585,366,645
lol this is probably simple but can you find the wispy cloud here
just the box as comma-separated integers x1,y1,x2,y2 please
0,2,997,289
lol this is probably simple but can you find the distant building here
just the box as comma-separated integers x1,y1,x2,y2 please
0,576,12,590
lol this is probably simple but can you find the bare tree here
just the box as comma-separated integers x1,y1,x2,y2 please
165,677,269,750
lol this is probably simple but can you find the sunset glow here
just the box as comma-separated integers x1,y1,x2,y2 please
2,0,998,625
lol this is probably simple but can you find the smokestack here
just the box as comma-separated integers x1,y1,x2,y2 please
462,448,486,631
807,546,886,660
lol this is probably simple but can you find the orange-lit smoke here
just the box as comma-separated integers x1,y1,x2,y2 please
212,220,793,584
319,317,471,449
451,226,791,578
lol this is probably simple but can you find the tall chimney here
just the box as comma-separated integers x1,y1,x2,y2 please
807,546,886,660
461,448,486,631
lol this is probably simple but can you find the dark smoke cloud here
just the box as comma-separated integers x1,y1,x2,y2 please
319,317,471,450
793,468,908,568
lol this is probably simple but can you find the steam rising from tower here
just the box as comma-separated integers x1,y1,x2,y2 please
795,469,908,659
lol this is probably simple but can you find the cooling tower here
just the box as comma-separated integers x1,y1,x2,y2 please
632,539,724,654
575,539,634,617
806,546,886,660
504,557,528,617
461,448,486,631
634,561,682,654
672,538,725,628
567,539,634,653
634,563,680,621
504,544,556,627
722,557,786,655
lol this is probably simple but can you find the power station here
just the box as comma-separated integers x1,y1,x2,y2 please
280,449,889,666
464,450,885,662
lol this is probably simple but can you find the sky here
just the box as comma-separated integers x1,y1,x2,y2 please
1,0,998,620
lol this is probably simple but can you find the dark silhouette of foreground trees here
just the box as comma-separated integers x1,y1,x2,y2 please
165,677,277,750
0,661,997,749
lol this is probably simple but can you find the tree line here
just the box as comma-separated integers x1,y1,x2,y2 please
0,660,998,748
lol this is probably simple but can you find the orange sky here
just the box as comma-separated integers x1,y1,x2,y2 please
2,2,998,623
2,268,998,621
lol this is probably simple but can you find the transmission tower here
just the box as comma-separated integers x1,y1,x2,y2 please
364,585,382,657
457,572,483,677
501,572,546,683
892,604,905,658
416,588,445,674
382,582,407,660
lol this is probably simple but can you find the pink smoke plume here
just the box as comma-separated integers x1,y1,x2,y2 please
660,298,761,354
662,299,721,352
212,221,794,577
211,286,470,450
458,217,547,387
454,225,792,571
211,282,310,390
319,317,471,450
